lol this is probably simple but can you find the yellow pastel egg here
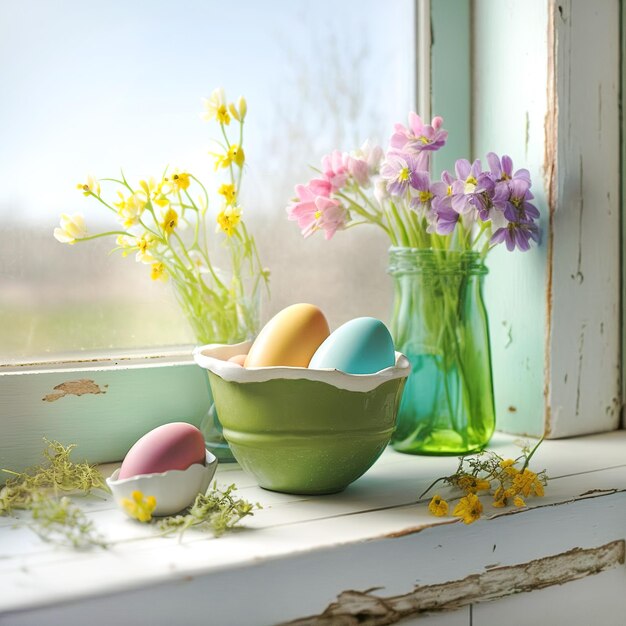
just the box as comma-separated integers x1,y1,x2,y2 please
228,354,247,366
244,303,330,368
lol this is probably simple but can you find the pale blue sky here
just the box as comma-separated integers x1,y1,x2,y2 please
0,0,415,225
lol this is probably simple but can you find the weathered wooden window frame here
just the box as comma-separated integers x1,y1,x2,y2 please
0,0,622,475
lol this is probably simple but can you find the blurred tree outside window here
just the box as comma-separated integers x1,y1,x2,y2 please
0,0,416,363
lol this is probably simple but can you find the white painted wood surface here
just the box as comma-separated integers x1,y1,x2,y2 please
474,0,621,439
1,432,625,625
544,0,621,437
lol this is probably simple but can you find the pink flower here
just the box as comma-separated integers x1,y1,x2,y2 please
348,140,384,187
321,150,350,191
286,183,347,240
389,112,448,156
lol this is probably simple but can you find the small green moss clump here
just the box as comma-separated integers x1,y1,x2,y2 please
1,439,109,549
159,483,260,538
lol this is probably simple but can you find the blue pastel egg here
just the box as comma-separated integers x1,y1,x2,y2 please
309,317,396,374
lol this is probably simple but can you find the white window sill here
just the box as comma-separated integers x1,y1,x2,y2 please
1,432,625,625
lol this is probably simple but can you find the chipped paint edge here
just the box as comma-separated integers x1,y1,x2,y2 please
283,540,625,625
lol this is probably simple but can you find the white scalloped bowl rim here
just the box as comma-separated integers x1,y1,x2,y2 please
107,450,218,517
193,341,411,393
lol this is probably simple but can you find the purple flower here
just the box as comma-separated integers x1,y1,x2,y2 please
486,152,531,207
380,153,420,196
495,178,540,223
431,170,455,203
409,170,435,216
486,152,531,184
450,159,493,216
430,171,458,234
389,113,448,155
491,221,541,252
434,205,460,235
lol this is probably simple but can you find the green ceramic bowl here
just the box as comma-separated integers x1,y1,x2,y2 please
194,342,410,495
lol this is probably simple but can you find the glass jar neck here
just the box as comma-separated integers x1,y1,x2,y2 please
387,247,487,277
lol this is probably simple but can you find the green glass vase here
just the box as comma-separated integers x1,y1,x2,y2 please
174,274,261,463
388,247,495,455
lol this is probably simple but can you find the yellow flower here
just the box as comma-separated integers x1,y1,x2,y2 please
202,87,231,125
218,183,237,205
120,490,157,523
513,495,526,508
160,208,179,235
500,458,519,477
167,170,191,191
76,174,100,196
428,494,449,517
139,177,170,208
210,144,245,171
452,493,483,524
114,191,147,229
135,233,155,264
456,475,491,494
492,486,508,508
228,96,247,122
512,468,544,498
53,213,88,244
228,144,245,167
115,234,135,257
150,262,167,282
216,205,242,237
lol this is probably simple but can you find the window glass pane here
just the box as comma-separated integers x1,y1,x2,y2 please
0,0,415,363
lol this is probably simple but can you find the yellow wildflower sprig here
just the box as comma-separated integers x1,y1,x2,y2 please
421,438,547,524
120,490,157,523
1,442,257,550
54,88,269,345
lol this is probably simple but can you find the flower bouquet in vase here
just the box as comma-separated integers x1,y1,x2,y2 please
286,114,540,455
54,88,269,461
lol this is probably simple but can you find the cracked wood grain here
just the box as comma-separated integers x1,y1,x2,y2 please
543,0,620,437
42,379,108,402
284,540,625,626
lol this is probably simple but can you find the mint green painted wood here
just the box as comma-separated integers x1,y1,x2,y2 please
473,0,621,437
622,0,626,431
472,0,549,437
208,373,406,494
430,0,471,175
0,363,210,476
430,0,550,436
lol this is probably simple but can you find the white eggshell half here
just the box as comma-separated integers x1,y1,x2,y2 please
107,450,218,517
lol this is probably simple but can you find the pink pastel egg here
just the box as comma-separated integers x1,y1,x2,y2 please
119,422,206,479
228,354,247,366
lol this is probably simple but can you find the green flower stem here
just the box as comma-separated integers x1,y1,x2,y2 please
220,122,236,184
138,216,162,241
389,200,411,247
190,175,209,214
336,192,392,238
354,186,384,219
237,120,244,194
87,193,117,214
77,231,130,243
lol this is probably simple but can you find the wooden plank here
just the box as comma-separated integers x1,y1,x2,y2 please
474,564,626,626
473,0,621,438
430,0,471,175
472,0,550,437
2,490,625,626
545,0,621,437
283,541,625,625
2,432,626,621
0,362,210,474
